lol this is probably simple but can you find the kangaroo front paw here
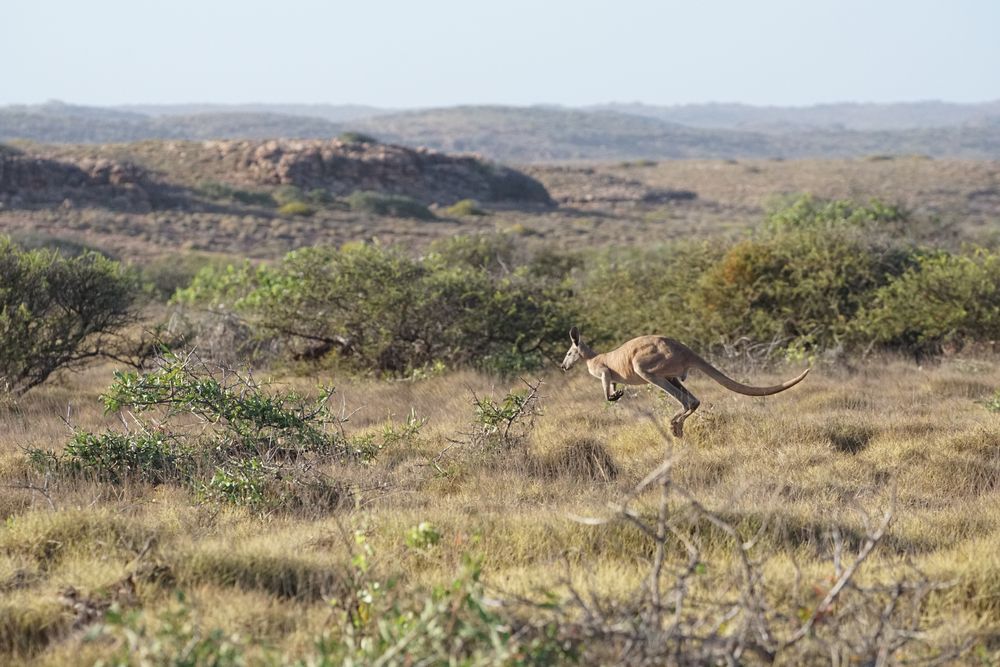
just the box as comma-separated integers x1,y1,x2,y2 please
670,420,684,438
608,389,624,402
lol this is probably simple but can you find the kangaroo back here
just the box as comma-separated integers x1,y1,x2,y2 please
691,356,810,396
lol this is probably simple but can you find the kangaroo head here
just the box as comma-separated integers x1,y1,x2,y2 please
560,326,584,371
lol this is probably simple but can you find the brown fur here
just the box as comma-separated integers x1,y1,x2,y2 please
560,327,809,437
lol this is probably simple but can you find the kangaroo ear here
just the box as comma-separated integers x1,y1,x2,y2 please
569,326,580,345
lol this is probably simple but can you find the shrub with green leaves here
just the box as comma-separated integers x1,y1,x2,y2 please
277,201,315,217
689,198,917,351
470,381,542,453
853,249,1000,354
63,431,190,484
346,191,435,220
338,131,379,144
196,181,274,207
575,241,723,350
176,240,577,375
442,198,487,217
101,352,348,459
43,351,422,510
0,236,141,395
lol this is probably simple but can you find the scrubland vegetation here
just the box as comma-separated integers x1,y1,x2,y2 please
3,159,1000,664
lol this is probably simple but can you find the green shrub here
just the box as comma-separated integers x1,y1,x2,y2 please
177,242,576,375
346,191,435,220
8,232,115,259
427,233,517,275
200,458,269,508
100,353,349,459
469,381,542,454
0,237,141,395
277,201,315,217
63,431,190,484
688,198,917,351
139,252,237,301
338,131,379,144
442,198,487,217
196,181,274,207
42,351,420,510
272,185,306,206
475,161,554,205
852,249,1000,353
576,241,723,349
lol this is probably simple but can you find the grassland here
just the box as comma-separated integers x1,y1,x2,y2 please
2,352,1000,663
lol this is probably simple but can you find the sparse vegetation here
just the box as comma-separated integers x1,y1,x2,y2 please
277,201,315,217
196,181,274,207
346,190,436,220
337,130,379,144
442,198,488,217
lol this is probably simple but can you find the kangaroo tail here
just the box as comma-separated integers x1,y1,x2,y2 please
692,357,810,396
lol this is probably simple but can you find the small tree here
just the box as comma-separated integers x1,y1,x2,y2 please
0,237,141,396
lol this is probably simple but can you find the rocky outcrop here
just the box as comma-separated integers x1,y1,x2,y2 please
0,151,151,209
203,139,554,206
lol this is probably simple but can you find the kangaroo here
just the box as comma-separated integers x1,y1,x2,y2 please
560,327,809,437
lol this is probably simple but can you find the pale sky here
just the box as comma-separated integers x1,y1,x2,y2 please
4,0,998,107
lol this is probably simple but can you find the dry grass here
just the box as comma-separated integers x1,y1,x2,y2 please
1,355,999,662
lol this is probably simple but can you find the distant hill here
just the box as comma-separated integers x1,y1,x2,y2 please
117,103,396,123
350,106,775,161
589,100,1000,131
0,102,343,143
351,106,1000,161
4,100,1000,161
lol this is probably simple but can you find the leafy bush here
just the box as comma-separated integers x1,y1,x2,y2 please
442,198,487,217
852,249,1000,353
346,191,435,220
475,161,554,205
338,131,379,144
0,237,141,395
271,185,306,206
576,241,723,350
200,458,269,508
177,241,576,375
196,181,274,207
41,352,421,510
101,353,349,459
7,232,116,259
469,381,542,454
139,252,237,301
63,431,190,484
689,198,917,351
277,201,315,217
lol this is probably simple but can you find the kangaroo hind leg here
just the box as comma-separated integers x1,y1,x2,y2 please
668,378,700,432
636,370,697,438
